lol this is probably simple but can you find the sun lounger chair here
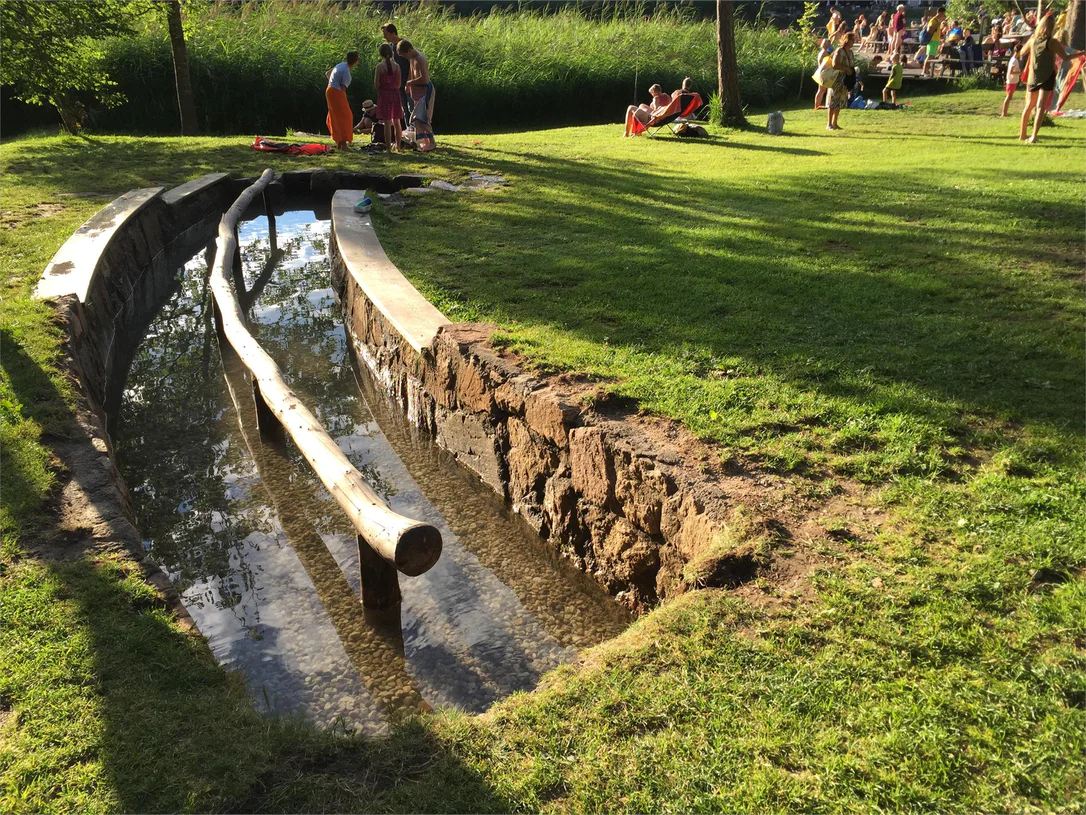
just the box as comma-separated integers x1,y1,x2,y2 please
646,92,707,138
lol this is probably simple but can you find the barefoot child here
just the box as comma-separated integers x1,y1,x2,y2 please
374,43,403,151
1001,47,1021,117
883,52,903,104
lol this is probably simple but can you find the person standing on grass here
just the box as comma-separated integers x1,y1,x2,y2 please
398,39,436,152
374,43,402,152
1019,14,1080,143
890,5,907,55
883,51,903,104
381,23,413,129
813,38,833,110
921,9,946,77
827,32,856,131
326,50,359,152
1001,46,1022,117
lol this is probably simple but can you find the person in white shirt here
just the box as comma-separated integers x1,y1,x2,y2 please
325,50,360,151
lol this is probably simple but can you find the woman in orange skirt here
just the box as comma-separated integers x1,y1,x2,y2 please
326,50,359,151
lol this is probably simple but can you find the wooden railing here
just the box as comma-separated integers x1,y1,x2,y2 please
208,169,441,596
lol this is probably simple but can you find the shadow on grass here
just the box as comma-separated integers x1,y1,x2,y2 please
377,142,1083,438
44,554,511,813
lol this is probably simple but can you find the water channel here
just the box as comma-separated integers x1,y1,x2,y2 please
112,204,629,734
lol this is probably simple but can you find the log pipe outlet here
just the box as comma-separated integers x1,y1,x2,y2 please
209,168,442,576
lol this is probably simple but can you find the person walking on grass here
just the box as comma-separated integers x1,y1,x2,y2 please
374,43,402,152
1019,13,1080,142
827,32,856,131
326,50,360,152
1001,46,1022,117
883,51,903,104
398,39,436,152
814,38,833,110
381,23,413,129
921,9,946,77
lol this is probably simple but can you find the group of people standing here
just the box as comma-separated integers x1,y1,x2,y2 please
813,5,1078,143
325,23,435,154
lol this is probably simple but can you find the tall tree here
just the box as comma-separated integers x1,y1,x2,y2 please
716,0,747,127
0,0,136,133
1066,0,1085,48
164,0,199,135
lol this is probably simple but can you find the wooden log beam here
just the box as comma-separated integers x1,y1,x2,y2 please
219,342,429,708
209,169,441,576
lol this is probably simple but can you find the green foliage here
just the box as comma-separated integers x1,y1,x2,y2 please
0,0,139,130
946,0,1070,30
59,1,807,135
795,1,822,65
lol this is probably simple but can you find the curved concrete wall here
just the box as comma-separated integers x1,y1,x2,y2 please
32,172,241,624
36,173,234,418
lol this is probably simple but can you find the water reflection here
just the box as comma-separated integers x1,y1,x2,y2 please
114,208,628,733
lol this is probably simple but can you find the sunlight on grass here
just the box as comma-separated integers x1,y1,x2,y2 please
1,88,1083,813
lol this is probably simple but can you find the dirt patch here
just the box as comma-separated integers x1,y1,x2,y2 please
824,239,858,254
1,202,70,229
33,202,68,218
23,298,196,630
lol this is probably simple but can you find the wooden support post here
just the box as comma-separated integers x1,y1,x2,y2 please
263,190,278,256
358,535,402,610
232,226,245,296
252,380,284,442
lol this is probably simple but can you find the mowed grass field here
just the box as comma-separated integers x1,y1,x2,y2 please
2,89,1084,812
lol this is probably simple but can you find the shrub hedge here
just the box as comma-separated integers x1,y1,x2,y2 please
48,2,809,135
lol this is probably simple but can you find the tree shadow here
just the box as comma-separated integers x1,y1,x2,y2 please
45,553,512,812
377,143,1083,437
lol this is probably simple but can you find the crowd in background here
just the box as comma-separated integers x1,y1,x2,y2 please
811,3,1080,141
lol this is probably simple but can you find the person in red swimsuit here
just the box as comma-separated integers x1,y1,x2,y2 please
374,42,402,152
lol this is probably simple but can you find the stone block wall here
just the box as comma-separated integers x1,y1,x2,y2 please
331,244,732,613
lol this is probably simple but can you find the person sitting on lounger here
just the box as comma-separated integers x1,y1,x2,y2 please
624,84,671,137
670,76,696,101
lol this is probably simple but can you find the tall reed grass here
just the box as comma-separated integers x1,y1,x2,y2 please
91,2,807,135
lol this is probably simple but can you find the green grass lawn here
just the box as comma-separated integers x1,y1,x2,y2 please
2,89,1084,812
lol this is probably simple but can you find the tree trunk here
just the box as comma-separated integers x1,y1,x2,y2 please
1067,0,1085,48
166,0,199,136
51,93,86,134
716,0,747,127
